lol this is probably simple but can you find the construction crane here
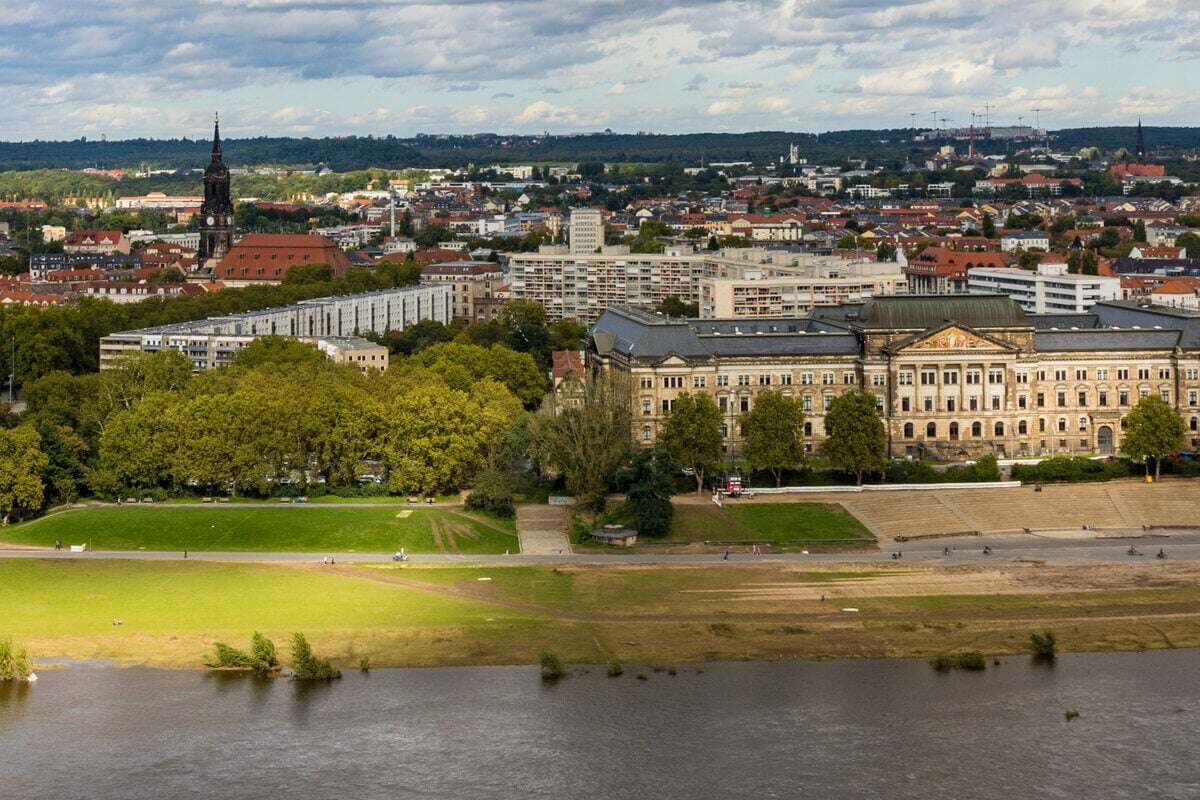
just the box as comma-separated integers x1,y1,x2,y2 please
982,102,994,129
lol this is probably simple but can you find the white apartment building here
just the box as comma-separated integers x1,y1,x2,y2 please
99,284,451,370
700,261,906,318
508,245,903,321
569,208,604,254
967,263,1120,313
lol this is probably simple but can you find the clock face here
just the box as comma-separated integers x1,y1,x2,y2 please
206,215,215,226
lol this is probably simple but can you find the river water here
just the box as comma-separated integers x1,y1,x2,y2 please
2,651,1198,799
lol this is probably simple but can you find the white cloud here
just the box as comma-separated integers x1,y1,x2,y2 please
606,82,626,95
705,99,744,116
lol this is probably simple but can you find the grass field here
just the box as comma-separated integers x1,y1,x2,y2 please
669,502,872,544
6,558,1200,670
1,506,519,554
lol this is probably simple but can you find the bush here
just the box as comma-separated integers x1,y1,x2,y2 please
539,651,566,681
930,651,988,672
1012,456,1131,484
606,658,623,677
465,469,516,518
290,633,341,680
206,633,279,675
1030,630,1057,661
0,637,33,681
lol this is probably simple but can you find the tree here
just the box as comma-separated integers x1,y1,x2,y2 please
530,373,632,513
739,390,805,487
1176,232,1200,259
282,263,333,285
656,296,699,318
820,392,886,485
658,392,722,494
875,241,896,262
623,448,675,536
1121,394,1185,480
1133,219,1147,242
981,212,996,239
234,335,327,370
0,426,48,524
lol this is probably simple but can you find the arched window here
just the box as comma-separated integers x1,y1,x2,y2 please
949,421,959,440
926,422,937,438
1018,420,1028,435
803,422,812,437
994,421,1005,436
1058,418,1067,432
971,421,982,437
903,422,914,438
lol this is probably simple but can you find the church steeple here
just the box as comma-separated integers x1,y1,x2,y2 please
1135,118,1146,163
199,113,234,264
211,113,222,161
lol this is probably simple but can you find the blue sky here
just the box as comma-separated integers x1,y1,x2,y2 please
1,0,1195,140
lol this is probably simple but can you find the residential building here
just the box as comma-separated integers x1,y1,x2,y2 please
699,261,905,318
100,284,451,371
215,233,353,285
1000,231,1050,252
903,247,1006,294
569,208,604,254
419,260,504,322
315,337,390,372
63,230,130,255
967,263,1121,313
588,295,1200,461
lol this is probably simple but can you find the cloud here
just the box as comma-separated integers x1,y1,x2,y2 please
0,0,1196,137
517,100,590,126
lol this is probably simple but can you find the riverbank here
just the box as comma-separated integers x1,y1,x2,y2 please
6,558,1200,670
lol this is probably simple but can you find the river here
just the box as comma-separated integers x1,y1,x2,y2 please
2,651,1197,799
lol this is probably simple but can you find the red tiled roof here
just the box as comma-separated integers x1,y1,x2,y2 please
215,234,352,281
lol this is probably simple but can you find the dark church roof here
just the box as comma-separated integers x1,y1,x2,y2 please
855,294,1028,330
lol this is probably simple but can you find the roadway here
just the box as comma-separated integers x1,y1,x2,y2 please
4,531,1200,567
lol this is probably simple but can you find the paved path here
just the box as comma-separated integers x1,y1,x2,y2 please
5,531,1200,567
515,504,572,555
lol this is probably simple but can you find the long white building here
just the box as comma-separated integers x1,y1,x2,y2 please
99,283,451,370
967,263,1120,314
507,245,905,321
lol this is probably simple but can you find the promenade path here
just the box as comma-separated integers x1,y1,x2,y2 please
677,479,1200,543
515,503,572,555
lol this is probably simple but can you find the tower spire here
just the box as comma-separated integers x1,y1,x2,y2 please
212,112,222,160
1135,117,1145,163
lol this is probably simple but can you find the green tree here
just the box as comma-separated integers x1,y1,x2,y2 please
739,390,805,487
1133,219,1147,242
623,447,675,536
95,392,182,492
981,212,996,239
530,373,632,513
656,296,699,318
1121,394,1185,480
820,392,886,485
234,335,327,370
1175,232,1200,259
282,263,334,285
0,426,48,524
658,392,722,494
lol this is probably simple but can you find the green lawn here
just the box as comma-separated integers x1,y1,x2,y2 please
1,506,518,554
670,502,872,543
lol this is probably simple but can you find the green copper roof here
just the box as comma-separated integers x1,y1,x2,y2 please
858,294,1028,329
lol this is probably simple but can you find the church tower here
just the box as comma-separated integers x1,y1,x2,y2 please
1135,118,1146,163
199,114,234,262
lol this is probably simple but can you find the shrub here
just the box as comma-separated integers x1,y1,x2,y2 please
206,642,255,669
930,651,988,672
539,651,566,681
1030,630,1058,661
0,638,33,681
606,659,623,677
466,469,516,518
250,632,278,669
290,633,342,680
1012,456,1131,484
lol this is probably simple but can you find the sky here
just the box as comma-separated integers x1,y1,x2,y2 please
1,0,1197,140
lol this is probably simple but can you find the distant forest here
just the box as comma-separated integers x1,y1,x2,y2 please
0,127,1193,172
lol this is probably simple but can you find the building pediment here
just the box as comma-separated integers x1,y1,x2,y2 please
657,354,690,367
889,323,1016,354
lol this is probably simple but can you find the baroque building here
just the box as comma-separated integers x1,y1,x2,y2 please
199,114,235,262
587,295,1200,460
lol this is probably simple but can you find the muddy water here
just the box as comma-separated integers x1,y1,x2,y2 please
2,651,1198,799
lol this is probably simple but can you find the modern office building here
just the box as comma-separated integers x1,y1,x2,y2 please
967,263,1121,313
99,283,450,371
588,295,1200,460
568,208,604,255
